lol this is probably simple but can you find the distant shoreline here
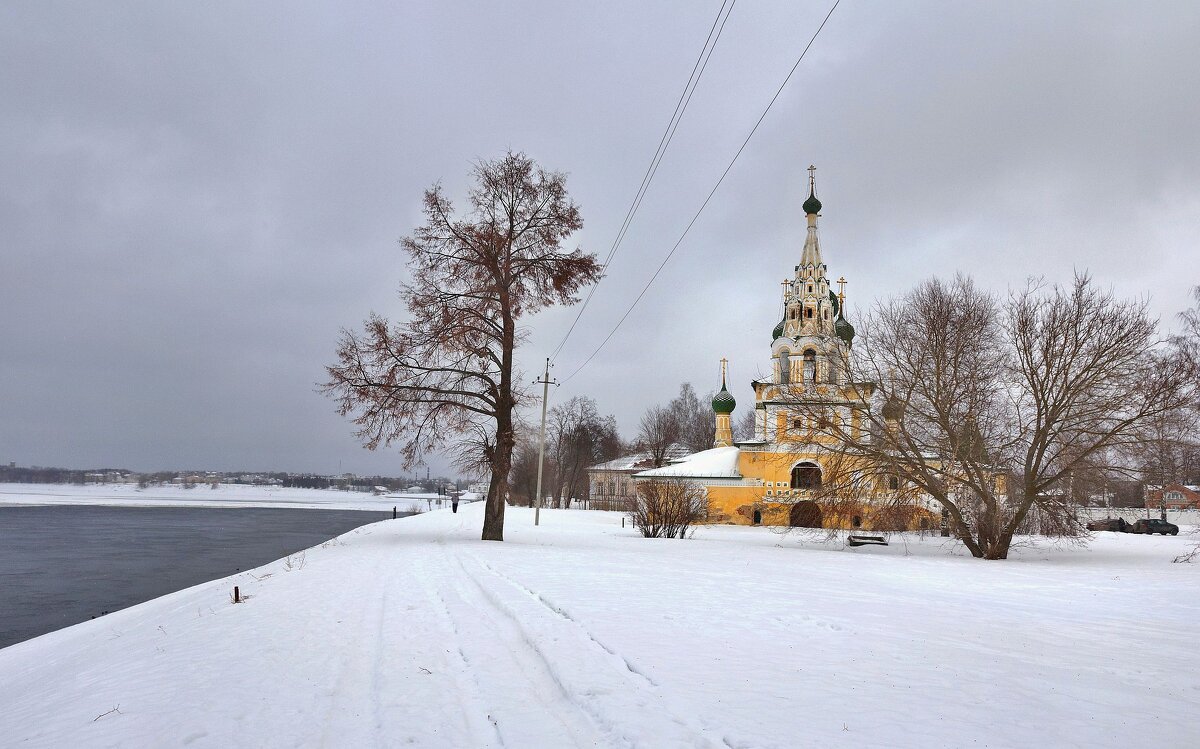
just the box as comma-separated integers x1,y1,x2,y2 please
0,482,453,513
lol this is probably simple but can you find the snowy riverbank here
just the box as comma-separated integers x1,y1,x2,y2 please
1,503,1197,747
0,482,444,512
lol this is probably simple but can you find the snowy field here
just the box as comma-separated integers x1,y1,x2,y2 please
0,482,446,512
0,503,1197,748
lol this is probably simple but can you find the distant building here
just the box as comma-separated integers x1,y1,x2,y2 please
1145,484,1200,511
587,445,691,511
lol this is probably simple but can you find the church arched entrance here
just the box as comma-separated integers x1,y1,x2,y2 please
789,501,823,528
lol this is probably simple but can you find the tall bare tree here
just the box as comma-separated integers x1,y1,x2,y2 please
733,407,758,443
637,405,680,468
323,152,601,541
670,383,715,453
509,433,542,507
784,273,1193,559
548,395,621,508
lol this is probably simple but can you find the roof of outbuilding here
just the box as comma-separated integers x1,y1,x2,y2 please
633,446,742,479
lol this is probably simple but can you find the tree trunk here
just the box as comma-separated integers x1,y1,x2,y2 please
482,464,508,541
482,314,516,542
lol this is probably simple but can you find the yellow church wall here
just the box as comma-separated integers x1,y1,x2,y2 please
705,484,939,531
698,448,941,531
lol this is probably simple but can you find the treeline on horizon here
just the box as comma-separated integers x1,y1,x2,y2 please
0,464,463,492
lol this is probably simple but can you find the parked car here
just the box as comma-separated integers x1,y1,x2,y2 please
1086,517,1132,532
1132,519,1179,536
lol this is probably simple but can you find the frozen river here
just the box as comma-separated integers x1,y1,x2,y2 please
0,505,399,649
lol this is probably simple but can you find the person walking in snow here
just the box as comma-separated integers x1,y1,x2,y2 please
452,496,459,513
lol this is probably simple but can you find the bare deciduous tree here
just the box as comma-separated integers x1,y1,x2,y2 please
548,396,621,508
637,405,680,468
509,433,542,508
670,383,714,453
784,273,1193,559
323,151,601,541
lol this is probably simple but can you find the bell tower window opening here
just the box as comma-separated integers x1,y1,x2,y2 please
791,462,822,490
778,350,790,384
805,307,813,319
803,350,816,382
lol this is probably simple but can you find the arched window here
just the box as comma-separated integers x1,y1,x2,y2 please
805,307,813,318
779,350,790,384
803,350,816,382
791,462,822,490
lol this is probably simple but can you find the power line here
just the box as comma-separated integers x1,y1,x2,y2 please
559,0,842,386
549,0,738,361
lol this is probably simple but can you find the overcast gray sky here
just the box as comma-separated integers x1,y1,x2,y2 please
2,1,1197,477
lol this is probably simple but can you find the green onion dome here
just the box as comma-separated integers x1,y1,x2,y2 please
881,395,904,421
835,309,855,345
712,377,736,415
772,319,785,340
802,187,822,215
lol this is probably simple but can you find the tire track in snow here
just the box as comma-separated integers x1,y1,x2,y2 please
416,544,605,748
456,552,731,748
318,553,385,748
410,553,507,748
472,558,659,687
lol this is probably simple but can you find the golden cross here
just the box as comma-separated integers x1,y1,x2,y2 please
837,276,847,306
720,357,728,380
808,164,816,191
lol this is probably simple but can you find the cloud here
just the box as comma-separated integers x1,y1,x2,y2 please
1,1,1196,475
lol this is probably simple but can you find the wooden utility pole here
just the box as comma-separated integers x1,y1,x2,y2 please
533,358,557,526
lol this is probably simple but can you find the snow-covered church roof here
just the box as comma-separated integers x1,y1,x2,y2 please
633,446,742,480
589,444,691,472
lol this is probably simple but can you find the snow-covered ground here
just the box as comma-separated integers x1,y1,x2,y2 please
1,503,1197,748
0,482,445,512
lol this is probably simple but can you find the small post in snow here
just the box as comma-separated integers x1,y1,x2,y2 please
233,586,241,604
393,506,397,519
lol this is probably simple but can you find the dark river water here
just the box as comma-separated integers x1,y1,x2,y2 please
0,505,401,650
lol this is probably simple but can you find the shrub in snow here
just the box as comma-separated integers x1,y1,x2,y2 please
630,479,707,539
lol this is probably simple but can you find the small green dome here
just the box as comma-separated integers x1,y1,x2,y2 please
802,188,822,215
882,395,904,421
712,378,736,415
835,310,855,345
772,319,785,340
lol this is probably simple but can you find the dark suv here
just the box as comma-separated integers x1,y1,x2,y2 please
1132,519,1179,536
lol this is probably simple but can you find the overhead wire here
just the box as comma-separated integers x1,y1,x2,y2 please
549,0,738,362
558,0,842,385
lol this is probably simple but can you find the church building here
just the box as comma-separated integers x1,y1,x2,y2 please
634,168,938,530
